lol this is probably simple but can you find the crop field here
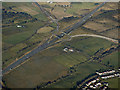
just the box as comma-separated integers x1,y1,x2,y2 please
93,18,118,27
101,28,118,39
59,18,80,31
37,26,54,33
19,6,39,15
83,21,113,32
38,2,98,20
100,2,118,10
69,27,94,36
3,36,115,88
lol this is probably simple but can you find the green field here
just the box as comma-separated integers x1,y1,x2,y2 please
103,77,119,88
2,2,53,68
66,2,97,15
101,51,119,69
47,61,109,88
2,2,48,21
2,2,119,89
3,37,115,88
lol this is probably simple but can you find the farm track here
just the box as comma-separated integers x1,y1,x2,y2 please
37,45,119,88
71,34,118,43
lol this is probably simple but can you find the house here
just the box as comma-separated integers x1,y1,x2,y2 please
16,25,22,28
47,1,53,4
69,48,74,52
55,2,71,7
96,70,115,76
63,48,68,52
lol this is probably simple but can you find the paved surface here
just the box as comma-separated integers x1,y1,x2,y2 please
1,2,107,85
71,34,118,43
34,2,59,31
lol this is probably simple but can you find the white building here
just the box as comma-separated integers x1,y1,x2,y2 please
63,48,68,52
69,48,74,52
17,25,22,28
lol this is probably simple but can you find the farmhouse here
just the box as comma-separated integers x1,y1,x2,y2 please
55,2,71,7
16,25,22,28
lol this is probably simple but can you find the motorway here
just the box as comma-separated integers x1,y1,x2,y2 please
34,2,59,32
1,2,107,78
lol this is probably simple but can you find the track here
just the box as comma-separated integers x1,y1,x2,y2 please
71,34,118,44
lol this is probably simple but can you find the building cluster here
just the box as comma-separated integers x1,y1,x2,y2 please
82,69,120,89
96,69,120,79
83,77,108,89
101,73,120,79
63,47,74,52
16,25,22,28
96,70,115,76
47,1,53,4
55,2,71,7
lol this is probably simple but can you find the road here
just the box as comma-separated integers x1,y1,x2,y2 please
1,2,107,81
71,34,118,44
34,2,59,32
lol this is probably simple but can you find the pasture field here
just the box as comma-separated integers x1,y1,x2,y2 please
2,2,119,89
3,37,115,88
47,61,109,88
65,37,114,56
103,77,119,88
2,2,48,21
2,21,47,68
2,25,54,68
2,2,51,68
3,57,67,88
46,7,72,20
3,20,45,46
38,2,98,20
101,51,119,69
66,2,97,15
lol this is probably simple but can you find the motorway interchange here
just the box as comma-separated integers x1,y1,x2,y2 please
1,1,119,88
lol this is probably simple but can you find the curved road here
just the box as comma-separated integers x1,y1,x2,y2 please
71,34,118,43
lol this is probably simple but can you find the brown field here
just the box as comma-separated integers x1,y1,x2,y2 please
99,2,118,10
69,27,93,36
46,7,72,20
83,21,113,32
93,18,118,27
37,26,54,33
113,14,120,19
19,6,39,15
102,28,118,39
59,19,80,31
